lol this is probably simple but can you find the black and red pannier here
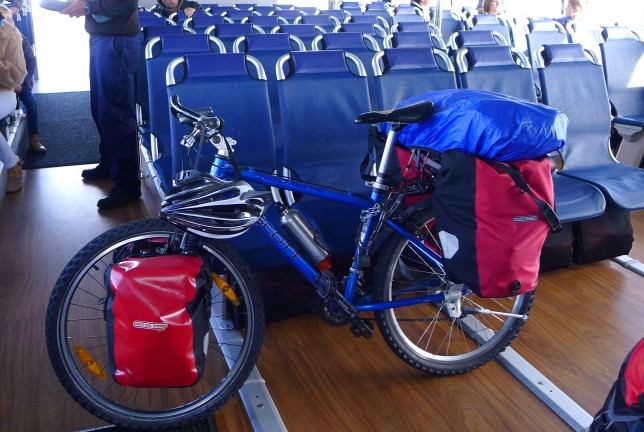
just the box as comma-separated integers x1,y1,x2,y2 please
433,150,561,298
105,254,212,387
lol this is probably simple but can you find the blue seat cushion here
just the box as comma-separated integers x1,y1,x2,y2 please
552,174,606,222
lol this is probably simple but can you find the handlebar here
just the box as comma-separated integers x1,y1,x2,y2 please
170,95,223,131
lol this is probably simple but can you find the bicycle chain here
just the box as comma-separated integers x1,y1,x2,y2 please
361,316,453,322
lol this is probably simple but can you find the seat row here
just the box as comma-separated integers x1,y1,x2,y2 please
136,31,643,270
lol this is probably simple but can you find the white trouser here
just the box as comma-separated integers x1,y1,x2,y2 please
0,90,18,168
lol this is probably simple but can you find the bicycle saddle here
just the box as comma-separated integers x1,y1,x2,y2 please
354,100,434,125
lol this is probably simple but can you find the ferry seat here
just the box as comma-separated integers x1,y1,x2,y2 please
468,13,512,48
205,23,264,53
271,9,302,24
372,47,457,111
390,21,440,37
182,16,232,34
383,30,447,51
345,13,390,32
233,33,305,136
294,14,341,34
538,43,644,212
600,26,644,168
455,43,606,221
275,50,372,254
439,10,466,48
136,25,185,138
333,23,388,48
144,34,225,193
525,19,568,99
273,24,326,51
242,15,286,34
312,32,380,107
251,5,275,15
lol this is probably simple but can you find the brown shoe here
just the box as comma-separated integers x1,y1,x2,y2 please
28,134,47,153
6,160,22,193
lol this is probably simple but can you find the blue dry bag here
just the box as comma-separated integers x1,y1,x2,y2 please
384,89,568,162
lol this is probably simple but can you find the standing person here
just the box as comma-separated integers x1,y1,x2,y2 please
61,0,141,210
16,34,46,153
0,4,27,193
151,0,202,19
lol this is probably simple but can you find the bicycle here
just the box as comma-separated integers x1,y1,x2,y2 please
45,95,534,430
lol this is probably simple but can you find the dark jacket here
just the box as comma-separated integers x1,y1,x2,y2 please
151,0,203,19
20,35,35,89
84,0,140,36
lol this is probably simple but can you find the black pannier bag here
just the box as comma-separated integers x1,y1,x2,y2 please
590,338,644,432
572,206,634,265
539,222,574,273
105,254,212,387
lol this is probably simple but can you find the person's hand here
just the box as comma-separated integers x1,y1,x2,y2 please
14,86,21,93
184,7,195,17
61,0,87,17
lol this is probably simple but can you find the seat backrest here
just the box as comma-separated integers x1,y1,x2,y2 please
334,22,388,46
372,47,457,110
274,24,325,50
600,27,644,119
383,30,446,51
271,9,302,23
275,50,372,254
207,23,262,52
440,10,465,47
183,15,231,33
455,45,536,101
145,34,224,192
346,14,389,30
233,33,305,127
136,25,185,121
243,15,284,33
390,20,439,35
296,14,340,33
207,5,237,16
138,13,170,27
166,52,288,271
450,29,505,50
537,43,614,169
166,52,276,180
252,5,275,15
225,9,254,23
313,32,380,107
470,13,511,45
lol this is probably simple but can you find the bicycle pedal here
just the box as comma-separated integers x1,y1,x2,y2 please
349,318,374,339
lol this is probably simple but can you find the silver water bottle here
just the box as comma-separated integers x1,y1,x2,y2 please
278,205,332,271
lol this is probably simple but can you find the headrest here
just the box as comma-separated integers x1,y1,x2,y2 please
540,43,587,66
528,19,560,33
393,31,433,48
340,23,376,34
191,16,227,26
397,22,430,32
464,45,515,67
300,14,332,25
245,33,293,51
249,15,279,25
383,47,439,71
455,30,497,48
185,53,249,78
323,32,368,49
472,14,499,25
213,23,254,37
143,25,184,40
160,34,212,53
279,24,317,36
288,50,349,75
601,26,638,41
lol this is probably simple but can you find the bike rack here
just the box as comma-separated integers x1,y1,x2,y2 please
613,255,644,277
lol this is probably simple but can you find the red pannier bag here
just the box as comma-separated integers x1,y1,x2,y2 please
105,255,211,387
433,150,561,298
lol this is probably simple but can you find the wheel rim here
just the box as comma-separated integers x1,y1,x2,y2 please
55,229,258,421
383,217,529,364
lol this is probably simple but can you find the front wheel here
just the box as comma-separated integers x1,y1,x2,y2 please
45,219,264,430
373,208,534,375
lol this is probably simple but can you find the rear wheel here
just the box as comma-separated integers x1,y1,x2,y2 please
374,208,534,374
45,219,264,430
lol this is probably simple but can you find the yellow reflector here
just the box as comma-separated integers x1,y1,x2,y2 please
212,273,241,306
74,344,106,380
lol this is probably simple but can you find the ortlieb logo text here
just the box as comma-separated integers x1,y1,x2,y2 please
133,320,168,332
513,215,538,223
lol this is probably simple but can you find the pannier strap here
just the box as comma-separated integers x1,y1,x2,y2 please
489,160,562,233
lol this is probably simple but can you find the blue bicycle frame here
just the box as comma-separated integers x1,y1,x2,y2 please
210,127,448,313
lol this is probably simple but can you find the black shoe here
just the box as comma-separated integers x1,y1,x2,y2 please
97,188,141,210
82,164,110,181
